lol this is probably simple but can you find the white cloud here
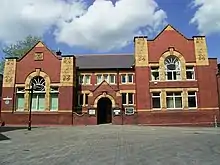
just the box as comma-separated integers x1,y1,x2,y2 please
0,0,167,51
191,0,220,35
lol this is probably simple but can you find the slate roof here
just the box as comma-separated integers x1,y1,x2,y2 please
75,54,134,69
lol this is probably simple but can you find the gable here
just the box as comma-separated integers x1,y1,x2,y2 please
15,41,62,83
92,80,116,93
18,41,60,62
151,24,190,41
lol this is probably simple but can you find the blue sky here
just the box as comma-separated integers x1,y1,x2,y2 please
0,0,220,59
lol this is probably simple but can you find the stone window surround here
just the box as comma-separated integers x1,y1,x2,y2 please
95,73,117,85
77,92,89,107
120,90,136,106
150,88,198,110
150,48,197,82
79,73,92,85
15,83,60,112
119,73,135,84
23,69,51,111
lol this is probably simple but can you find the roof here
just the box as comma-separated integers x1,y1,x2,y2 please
75,54,134,69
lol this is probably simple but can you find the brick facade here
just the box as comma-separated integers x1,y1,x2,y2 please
1,25,219,126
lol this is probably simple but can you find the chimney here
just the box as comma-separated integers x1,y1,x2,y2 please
56,50,62,56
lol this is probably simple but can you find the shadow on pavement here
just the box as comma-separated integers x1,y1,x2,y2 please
0,126,37,141
0,133,10,141
0,126,28,133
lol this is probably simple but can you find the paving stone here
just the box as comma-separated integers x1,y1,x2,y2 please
0,125,220,165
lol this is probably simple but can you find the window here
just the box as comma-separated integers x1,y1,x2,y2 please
122,93,134,105
97,74,102,84
121,74,126,84
122,93,127,104
78,93,89,106
85,93,89,105
127,74,133,83
121,74,134,84
152,92,161,109
96,74,116,84
79,75,84,84
31,76,46,111
164,56,181,80
79,74,91,85
186,66,195,80
50,87,59,111
166,92,182,109
103,74,109,82
128,93,134,104
151,67,159,81
84,75,91,84
16,87,25,111
188,91,197,108
109,74,116,84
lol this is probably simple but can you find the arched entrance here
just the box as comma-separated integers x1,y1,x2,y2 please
97,97,112,124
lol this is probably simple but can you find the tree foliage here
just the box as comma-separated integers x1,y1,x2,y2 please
0,35,41,74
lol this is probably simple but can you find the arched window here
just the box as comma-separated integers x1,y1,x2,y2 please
30,76,46,111
164,55,181,80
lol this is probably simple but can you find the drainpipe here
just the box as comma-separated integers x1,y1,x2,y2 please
216,71,220,127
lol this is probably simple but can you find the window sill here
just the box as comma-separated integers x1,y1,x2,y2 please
150,80,197,82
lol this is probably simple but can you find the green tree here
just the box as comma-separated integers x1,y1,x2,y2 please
0,35,41,74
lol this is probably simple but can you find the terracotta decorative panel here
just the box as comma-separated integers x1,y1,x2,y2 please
60,57,75,86
193,37,209,66
3,59,16,87
34,52,44,61
134,37,149,67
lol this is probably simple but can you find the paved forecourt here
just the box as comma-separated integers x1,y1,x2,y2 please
0,125,220,165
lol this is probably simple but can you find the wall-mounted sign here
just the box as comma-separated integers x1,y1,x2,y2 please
88,109,96,115
3,97,12,105
125,107,135,115
113,109,121,116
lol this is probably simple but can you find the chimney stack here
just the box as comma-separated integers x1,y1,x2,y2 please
56,50,62,56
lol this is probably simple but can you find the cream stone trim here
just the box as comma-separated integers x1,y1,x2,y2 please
165,25,175,31
198,107,219,110
150,88,198,92
24,70,51,111
116,91,121,96
161,90,166,109
182,89,188,109
50,83,61,87
159,48,186,81
79,73,93,75
186,63,196,66
94,94,116,108
120,90,136,93
15,84,25,87
35,42,44,47
119,72,135,75
193,36,209,66
60,57,75,86
3,59,16,87
150,88,199,110
150,63,196,68
149,63,159,67
94,73,117,85
134,37,149,67
78,90,93,96
120,73,135,85
95,72,117,75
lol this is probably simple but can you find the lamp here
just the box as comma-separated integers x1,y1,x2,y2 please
25,82,36,131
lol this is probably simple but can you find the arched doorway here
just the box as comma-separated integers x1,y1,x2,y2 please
97,97,112,124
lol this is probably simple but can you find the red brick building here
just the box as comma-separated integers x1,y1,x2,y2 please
1,25,219,126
